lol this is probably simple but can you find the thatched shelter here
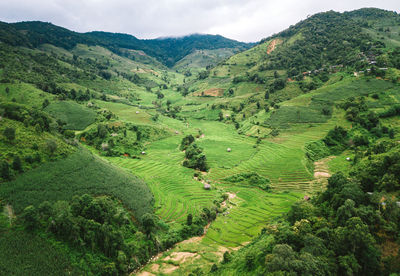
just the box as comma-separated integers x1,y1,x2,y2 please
204,183,211,190
227,148,232,152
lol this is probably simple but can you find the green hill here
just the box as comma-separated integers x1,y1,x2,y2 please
0,148,153,217
0,21,252,67
0,7,400,276
44,101,97,130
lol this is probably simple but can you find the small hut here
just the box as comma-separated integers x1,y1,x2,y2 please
141,151,146,155
346,157,351,161
227,148,232,152
175,131,179,134
204,183,211,190
136,111,140,114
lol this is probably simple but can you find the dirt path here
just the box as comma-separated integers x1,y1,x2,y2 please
136,192,237,275
4,204,15,226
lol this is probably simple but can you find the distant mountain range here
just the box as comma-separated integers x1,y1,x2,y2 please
0,21,253,67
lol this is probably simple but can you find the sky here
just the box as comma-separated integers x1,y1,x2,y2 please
0,0,399,42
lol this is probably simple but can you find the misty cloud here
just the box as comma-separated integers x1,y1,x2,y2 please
0,0,398,42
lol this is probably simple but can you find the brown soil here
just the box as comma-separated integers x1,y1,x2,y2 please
193,88,224,97
266,39,282,54
136,271,155,276
314,172,331,178
162,264,179,274
313,156,335,187
150,264,160,271
138,192,237,274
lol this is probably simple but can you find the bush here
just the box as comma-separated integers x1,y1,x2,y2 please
12,156,22,172
3,127,15,142
224,172,270,190
0,161,11,180
180,135,195,151
46,140,57,155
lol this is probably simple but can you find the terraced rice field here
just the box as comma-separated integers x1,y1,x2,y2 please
208,121,337,192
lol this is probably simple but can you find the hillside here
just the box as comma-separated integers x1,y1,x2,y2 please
0,7,400,276
0,21,252,67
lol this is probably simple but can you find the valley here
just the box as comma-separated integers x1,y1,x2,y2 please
0,7,400,275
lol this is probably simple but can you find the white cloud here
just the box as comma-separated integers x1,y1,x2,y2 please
0,0,398,42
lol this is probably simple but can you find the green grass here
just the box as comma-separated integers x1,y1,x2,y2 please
45,101,97,130
0,148,153,218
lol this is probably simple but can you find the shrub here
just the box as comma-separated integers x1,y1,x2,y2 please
180,135,195,151
12,156,22,172
46,140,57,155
0,161,11,180
3,127,15,142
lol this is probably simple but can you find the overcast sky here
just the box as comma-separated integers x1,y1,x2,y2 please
0,0,399,42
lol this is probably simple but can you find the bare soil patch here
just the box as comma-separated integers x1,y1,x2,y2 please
136,271,155,276
162,264,179,274
267,39,282,54
193,88,224,97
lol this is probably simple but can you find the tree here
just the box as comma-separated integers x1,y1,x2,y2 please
97,124,108,138
42,99,50,109
12,155,22,172
3,127,15,142
222,251,231,264
218,111,224,121
46,139,57,155
287,201,315,225
187,214,193,226
0,161,10,180
141,213,156,237
21,205,39,231
180,135,195,151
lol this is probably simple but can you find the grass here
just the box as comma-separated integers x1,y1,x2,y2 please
106,133,219,223
45,101,97,130
0,148,153,219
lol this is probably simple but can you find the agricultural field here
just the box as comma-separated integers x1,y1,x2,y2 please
0,148,153,218
45,101,97,130
0,226,81,275
1,7,400,275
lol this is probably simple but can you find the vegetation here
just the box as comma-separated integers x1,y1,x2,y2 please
44,101,97,130
0,7,400,276
0,148,154,217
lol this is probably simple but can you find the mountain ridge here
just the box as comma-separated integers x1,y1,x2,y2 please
0,20,253,67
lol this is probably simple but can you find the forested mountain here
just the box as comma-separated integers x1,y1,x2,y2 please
0,7,399,276
0,21,252,67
